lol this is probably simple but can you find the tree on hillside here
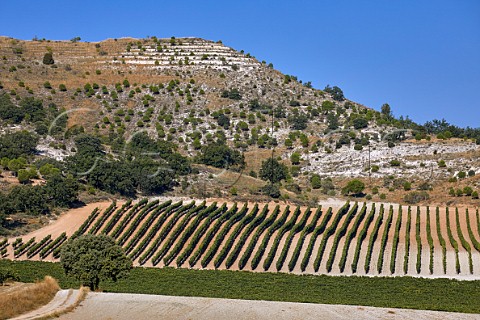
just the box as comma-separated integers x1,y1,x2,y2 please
60,234,132,290
42,52,54,65
324,85,345,101
381,103,392,118
197,141,245,170
259,158,289,184
342,179,365,197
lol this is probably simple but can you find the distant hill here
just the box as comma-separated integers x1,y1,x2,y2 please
0,35,479,207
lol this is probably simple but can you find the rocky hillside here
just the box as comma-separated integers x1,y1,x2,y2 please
0,35,479,206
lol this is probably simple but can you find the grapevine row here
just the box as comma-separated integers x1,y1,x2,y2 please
226,204,268,269
214,204,258,269
263,206,301,271
251,206,290,270
131,201,183,262
455,208,473,274
188,203,239,268
415,207,422,274
124,200,173,255
351,204,375,273
403,206,412,274
276,207,312,271
201,204,248,268
445,208,460,274
152,202,208,266
436,207,447,274
377,205,393,274
288,206,322,272
101,200,136,235
88,201,118,235
389,205,402,274
40,232,67,258
426,207,434,274
314,202,351,272
301,207,333,272
161,203,219,267
326,203,358,273
238,205,279,270
138,201,193,264
465,209,480,252
364,204,384,274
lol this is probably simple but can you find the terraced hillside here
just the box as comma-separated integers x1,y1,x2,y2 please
3,199,480,279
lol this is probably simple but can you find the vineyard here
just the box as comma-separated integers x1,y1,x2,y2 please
3,199,480,278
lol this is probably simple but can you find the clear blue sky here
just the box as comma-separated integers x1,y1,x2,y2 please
1,0,479,127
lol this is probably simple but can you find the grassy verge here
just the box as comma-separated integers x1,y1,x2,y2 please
2,260,480,314
0,275,60,320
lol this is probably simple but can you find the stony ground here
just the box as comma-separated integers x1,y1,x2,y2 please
57,292,480,320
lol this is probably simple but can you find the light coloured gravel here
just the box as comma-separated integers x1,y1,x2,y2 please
57,292,480,320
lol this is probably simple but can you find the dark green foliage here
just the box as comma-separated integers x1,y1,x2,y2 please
342,179,365,196
324,85,345,101
389,206,403,274
326,203,358,272
288,111,309,130
436,207,447,274
455,208,473,274
197,141,245,169
364,205,384,273
0,93,24,123
201,204,248,268
251,206,290,270
445,208,460,274
221,88,242,100
4,260,480,313
288,207,323,271
377,206,394,274
404,191,429,204
403,207,412,274
426,207,435,274
314,203,351,272
338,203,367,273
60,234,132,290
0,131,38,159
301,207,333,271
259,158,288,184
351,205,376,273
239,206,280,270
353,117,368,129
263,206,301,271
276,208,312,271
42,52,55,65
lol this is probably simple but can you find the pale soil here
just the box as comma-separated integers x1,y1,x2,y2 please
57,292,480,320
8,202,113,241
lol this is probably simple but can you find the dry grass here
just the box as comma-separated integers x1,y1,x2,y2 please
0,276,60,320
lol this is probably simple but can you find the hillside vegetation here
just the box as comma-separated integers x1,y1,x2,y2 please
1,36,480,235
